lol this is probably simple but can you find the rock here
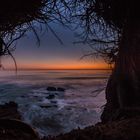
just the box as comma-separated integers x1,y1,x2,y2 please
47,87,57,91
21,95,26,98
55,93,58,95
40,104,57,108
0,101,21,120
34,96,38,98
42,116,140,140
101,74,120,123
50,100,57,104
46,87,65,92
57,87,65,92
0,119,39,140
46,94,55,99
0,102,40,140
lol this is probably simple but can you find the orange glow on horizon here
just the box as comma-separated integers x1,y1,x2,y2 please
3,57,109,70
16,62,109,70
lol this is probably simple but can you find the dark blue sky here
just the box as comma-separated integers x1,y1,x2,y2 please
3,23,107,69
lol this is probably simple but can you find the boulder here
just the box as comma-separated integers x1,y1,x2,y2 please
46,94,55,99
40,104,57,108
57,87,65,92
0,102,40,140
47,87,57,91
0,119,39,140
0,101,21,120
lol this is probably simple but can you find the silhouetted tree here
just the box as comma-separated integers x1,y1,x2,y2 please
87,0,140,122
65,0,140,122
0,0,66,68
0,0,139,122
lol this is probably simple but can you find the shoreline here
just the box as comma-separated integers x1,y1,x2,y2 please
0,102,140,140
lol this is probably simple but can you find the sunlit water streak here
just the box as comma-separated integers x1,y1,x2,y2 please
0,69,110,136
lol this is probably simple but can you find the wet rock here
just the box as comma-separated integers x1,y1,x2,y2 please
40,104,57,108
47,87,57,91
57,87,65,92
55,93,58,95
50,100,57,104
21,95,26,98
46,94,55,99
34,96,38,98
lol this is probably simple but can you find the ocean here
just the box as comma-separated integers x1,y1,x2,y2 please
0,69,110,136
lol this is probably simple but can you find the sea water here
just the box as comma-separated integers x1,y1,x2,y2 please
0,69,110,136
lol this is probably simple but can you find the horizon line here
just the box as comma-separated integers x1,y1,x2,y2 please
2,68,112,71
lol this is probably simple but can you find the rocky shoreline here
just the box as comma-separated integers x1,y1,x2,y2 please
43,116,140,140
0,102,140,140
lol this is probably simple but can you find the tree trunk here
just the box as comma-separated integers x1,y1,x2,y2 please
101,22,140,123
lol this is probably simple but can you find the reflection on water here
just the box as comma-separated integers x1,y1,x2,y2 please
0,69,110,136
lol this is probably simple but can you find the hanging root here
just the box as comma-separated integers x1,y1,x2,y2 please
0,37,17,72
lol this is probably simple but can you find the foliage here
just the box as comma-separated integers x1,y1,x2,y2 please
0,0,135,66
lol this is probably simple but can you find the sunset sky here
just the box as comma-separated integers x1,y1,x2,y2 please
2,24,108,70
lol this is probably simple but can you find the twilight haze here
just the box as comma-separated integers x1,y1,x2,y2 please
2,24,108,70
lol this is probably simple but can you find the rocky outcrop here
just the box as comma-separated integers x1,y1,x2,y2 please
1,101,139,140
1,102,140,140
43,116,140,140
0,101,21,120
57,87,65,92
0,102,40,140
46,87,65,92
0,119,39,140
47,87,57,91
